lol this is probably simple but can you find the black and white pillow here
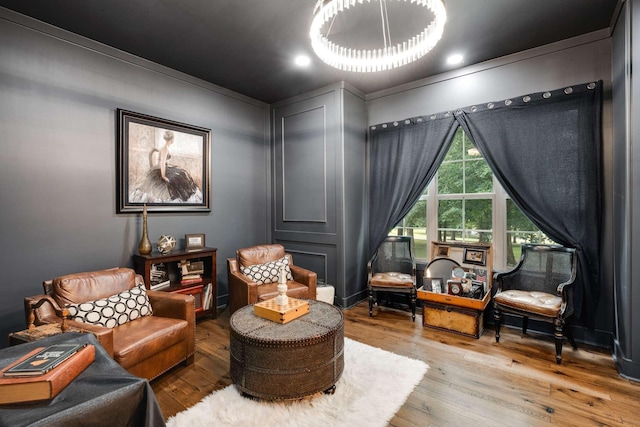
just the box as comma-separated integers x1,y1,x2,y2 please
240,256,293,285
67,283,153,328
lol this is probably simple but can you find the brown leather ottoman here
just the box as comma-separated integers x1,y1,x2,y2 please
229,299,344,400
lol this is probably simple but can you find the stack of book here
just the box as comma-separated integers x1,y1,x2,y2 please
180,259,204,285
0,343,95,404
150,263,170,290
180,274,202,285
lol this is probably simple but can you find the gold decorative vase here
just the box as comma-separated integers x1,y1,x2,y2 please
138,204,152,255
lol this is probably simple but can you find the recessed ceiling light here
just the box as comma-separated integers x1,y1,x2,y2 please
294,55,311,67
446,54,464,65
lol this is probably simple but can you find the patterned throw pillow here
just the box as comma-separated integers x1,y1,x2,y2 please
67,283,153,328
240,256,293,285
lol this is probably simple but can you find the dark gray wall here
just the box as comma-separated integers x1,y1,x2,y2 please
366,31,614,347
271,84,367,307
0,10,271,345
611,0,640,381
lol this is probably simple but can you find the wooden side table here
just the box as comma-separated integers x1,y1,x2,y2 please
132,247,217,319
9,323,86,346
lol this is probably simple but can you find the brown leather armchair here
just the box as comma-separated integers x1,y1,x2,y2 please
24,267,195,381
227,244,317,314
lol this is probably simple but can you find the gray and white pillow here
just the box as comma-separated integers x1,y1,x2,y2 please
240,256,293,285
67,283,153,328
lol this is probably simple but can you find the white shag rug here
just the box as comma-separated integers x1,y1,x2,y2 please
167,338,428,427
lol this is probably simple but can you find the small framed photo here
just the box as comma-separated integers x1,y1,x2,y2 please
475,267,488,282
185,234,205,251
463,248,486,266
430,278,443,293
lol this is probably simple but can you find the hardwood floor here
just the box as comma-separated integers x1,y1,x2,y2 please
152,302,640,426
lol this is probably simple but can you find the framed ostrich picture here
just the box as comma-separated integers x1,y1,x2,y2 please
117,109,211,213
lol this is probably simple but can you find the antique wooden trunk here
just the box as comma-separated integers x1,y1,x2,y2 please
421,300,484,338
418,287,490,339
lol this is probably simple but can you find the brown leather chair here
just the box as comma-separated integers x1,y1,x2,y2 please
24,267,195,381
227,244,317,314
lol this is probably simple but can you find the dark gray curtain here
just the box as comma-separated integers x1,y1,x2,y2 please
368,116,458,258
456,81,602,325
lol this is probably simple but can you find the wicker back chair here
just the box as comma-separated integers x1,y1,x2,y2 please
493,244,577,364
367,236,417,321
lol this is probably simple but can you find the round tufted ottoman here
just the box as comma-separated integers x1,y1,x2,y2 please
230,300,344,400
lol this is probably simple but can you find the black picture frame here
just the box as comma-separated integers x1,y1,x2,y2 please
463,248,486,266
117,109,211,213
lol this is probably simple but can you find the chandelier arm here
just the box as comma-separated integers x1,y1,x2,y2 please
382,0,392,49
380,0,388,49
326,12,337,39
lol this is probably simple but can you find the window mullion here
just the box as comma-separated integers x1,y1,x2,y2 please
493,175,507,270
426,178,438,257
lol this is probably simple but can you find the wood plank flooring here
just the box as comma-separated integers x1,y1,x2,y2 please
151,302,640,426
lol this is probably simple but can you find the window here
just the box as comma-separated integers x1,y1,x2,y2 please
505,199,554,266
437,128,493,244
391,127,555,269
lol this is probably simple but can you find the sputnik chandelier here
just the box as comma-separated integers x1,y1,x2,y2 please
310,0,447,72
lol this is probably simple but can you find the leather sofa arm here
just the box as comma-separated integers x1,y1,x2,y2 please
290,264,317,298
227,262,259,314
65,320,115,357
24,294,115,356
147,290,195,320
147,290,196,358
24,294,55,324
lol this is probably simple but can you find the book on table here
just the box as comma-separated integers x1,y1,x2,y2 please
4,344,83,377
0,343,95,404
180,274,202,285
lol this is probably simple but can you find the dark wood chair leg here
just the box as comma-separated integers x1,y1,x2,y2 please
368,288,374,317
554,318,564,364
494,305,501,343
409,289,416,322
